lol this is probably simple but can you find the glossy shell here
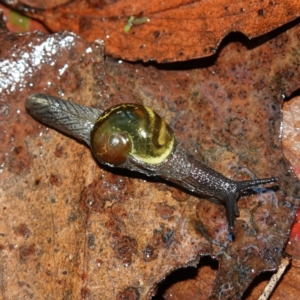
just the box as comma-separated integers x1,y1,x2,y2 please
91,104,175,165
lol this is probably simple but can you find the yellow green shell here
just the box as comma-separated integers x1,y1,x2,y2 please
91,104,175,165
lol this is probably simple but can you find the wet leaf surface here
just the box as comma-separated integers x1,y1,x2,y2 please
283,95,300,276
3,0,300,62
157,93,300,300
1,7,300,300
283,96,300,180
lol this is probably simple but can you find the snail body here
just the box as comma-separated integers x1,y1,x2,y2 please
26,94,278,240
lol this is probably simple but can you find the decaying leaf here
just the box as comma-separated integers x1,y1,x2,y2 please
1,0,70,9
3,0,300,62
282,96,300,179
1,6,300,300
282,95,300,276
0,4,49,32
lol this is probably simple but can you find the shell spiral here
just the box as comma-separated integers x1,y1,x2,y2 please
91,104,175,166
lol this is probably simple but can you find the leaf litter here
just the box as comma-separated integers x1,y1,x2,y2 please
1,3,300,300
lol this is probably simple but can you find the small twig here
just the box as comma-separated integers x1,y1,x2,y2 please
258,256,291,300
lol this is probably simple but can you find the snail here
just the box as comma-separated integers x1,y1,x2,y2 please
26,93,278,240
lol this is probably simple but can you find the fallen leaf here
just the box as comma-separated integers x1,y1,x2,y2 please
0,3,49,32
4,0,300,62
1,6,300,300
1,0,70,9
282,96,300,267
282,96,300,180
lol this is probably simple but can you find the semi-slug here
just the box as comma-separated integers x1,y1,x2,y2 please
26,93,277,240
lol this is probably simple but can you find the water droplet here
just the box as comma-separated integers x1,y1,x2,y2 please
58,63,69,76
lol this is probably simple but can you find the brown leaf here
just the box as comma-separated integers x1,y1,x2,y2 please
282,96,300,179
6,0,300,62
283,99,300,299
2,0,70,9
159,257,300,300
1,9,300,300
245,259,300,300
157,256,217,300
